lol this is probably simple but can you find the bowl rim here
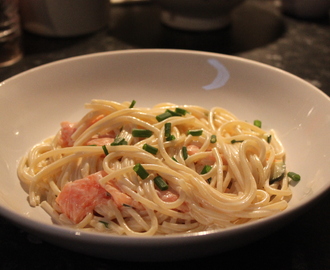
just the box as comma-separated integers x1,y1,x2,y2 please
3,48,330,100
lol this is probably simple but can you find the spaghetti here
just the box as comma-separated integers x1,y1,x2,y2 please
18,99,292,236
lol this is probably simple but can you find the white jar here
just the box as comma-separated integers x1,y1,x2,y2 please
19,0,109,37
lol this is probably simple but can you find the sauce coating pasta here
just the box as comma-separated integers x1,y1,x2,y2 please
18,99,292,236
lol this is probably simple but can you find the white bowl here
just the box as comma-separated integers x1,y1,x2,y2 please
153,0,245,31
0,49,329,261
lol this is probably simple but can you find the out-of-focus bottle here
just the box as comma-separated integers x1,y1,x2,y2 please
19,0,109,37
0,0,22,67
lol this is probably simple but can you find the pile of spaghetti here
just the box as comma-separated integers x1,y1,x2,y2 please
18,99,293,236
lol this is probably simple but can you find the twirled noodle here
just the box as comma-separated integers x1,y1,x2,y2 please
17,99,292,235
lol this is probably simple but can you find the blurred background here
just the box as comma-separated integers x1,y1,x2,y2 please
1,0,329,93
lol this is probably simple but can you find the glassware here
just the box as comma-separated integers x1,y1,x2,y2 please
0,0,22,67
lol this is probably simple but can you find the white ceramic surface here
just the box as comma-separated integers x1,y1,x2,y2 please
0,49,329,261
154,0,245,31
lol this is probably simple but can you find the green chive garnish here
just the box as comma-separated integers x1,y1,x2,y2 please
166,134,176,141
231,139,244,144
188,129,203,136
166,109,181,117
269,172,285,185
287,172,301,182
110,136,127,146
182,146,188,160
156,109,183,122
156,111,173,122
132,129,153,138
99,221,109,228
172,157,178,162
254,120,262,128
133,163,149,180
201,165,212,184
154,176,169,191
210,135,217,143
164,122,171,138
102,145,109,155
129,100,136,108
143,144,158,155
164,122,175,141
266,134,272,143
175,107,188,115
201,165,212,174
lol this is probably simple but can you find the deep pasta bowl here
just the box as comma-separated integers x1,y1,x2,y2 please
0,49,329,261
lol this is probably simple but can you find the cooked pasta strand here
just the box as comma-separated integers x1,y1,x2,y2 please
18,100,292,236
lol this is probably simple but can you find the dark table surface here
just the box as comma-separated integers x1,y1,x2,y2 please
0,0,329,269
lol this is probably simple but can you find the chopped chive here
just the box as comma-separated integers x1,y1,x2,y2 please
210,135,217,143
143,143,158,155
266,134,272,143
175,107,188,115
166,134,176,141
132,129,153,138
164,122,175,141
133,163,149,180
172,157,178,162
122,203,132,208
102,145,109,155
254,120,262,128
182,146,188,160
156,111,173,122
166,109,181,117
231,139,244,144
154,176,169,191
201,165,212,174
164,122,171,138
156,109,183,122
99,221,109,228
269,172,285,185
88,144,97,146
110,136,127,146
188,129,203,136
129,100,136,108
287,172,301,182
